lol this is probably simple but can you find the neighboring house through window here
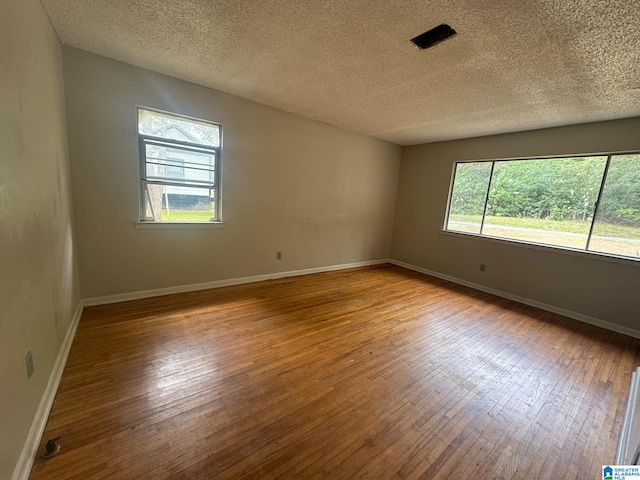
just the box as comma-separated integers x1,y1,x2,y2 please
137,107,221,223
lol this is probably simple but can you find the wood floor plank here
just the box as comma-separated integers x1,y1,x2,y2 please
29,264,640,479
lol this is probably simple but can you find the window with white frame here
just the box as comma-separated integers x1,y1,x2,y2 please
137,108,221,223
445,153,640,260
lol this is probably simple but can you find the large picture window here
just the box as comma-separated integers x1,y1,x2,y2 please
445,153,640,260
138,108,221,223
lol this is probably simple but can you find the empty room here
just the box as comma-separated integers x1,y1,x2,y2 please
2,0,640,478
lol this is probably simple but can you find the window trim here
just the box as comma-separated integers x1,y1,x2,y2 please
136,106,223,225
442,149,640,264
135,221,226,229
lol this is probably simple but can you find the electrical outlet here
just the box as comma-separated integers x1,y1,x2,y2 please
479,264,486,272
276,251,282,260
25,351,34,378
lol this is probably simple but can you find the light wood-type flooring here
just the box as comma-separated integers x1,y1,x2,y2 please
30,264,640,479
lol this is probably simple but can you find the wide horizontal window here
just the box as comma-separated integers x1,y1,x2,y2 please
445,153,640,261
138,108,221,223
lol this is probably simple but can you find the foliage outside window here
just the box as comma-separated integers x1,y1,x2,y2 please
445,154,640,260
138,108,221,223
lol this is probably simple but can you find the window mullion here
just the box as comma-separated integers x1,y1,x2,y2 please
143,179,215,189
585,154,612,251
140,134,218,151
145,160,215,175
479,161,495,235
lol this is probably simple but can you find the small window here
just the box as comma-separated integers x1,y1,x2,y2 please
137,108,221,223
445,153,640,261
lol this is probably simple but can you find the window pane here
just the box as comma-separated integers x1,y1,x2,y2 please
446,162,492,234
138,108,220,147
483,157,607,249
588,154,640,259
143,183,216,222
145,144,216,186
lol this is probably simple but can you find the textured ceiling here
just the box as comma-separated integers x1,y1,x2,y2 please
40,0,640,145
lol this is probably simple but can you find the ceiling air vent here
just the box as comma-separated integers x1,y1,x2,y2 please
411,24,457,50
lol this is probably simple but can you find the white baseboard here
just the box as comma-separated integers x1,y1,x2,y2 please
389,259,640,340
12,301,84,480
83,259,390,307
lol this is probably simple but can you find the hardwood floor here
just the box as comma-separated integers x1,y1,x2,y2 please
30,264,640,479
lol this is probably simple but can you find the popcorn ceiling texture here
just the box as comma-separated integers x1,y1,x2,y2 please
39,0,640,145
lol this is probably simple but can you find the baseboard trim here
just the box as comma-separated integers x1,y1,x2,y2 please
12,301,84,480
83,259,390,307
389,259,640,340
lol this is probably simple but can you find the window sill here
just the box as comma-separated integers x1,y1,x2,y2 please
440,229,640,267
135,221,225,229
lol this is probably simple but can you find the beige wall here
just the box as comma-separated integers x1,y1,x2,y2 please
0,0,81,477
391,117,640,331
62,47,401,299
